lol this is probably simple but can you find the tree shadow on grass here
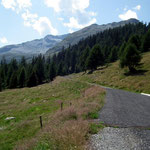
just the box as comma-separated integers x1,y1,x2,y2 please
124,69,148,76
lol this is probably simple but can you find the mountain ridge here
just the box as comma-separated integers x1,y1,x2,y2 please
0,34,68,61
0,18,139,61
46,18,139,55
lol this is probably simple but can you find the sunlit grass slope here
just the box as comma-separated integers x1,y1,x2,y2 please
76,52,150,93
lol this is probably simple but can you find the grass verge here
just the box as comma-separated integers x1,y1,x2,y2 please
0,77,105,150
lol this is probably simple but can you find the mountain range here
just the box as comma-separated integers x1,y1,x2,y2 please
0,34,68,61
46,18,139,56
0,18,139,61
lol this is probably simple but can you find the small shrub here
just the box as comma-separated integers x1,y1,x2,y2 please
89,123,105,134
86,112,99,119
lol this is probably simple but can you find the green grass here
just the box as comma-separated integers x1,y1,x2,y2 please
74,52,150,93
0,77,91,150
89,122,105,134
0,77,105,150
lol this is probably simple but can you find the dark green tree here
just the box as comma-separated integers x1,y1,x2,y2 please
18,67,26,88
108,46,118,62
10,58,18,71
142,29,150,52
49,62,56,81
118,42,127,58
34,55,45,84
129,34,141,50
120,44,141,72
0,74,2,92
9,72,18,89
57,63,63,76
26,70,38,87
80,46,90,72
86,44,104,71
20,56,26,67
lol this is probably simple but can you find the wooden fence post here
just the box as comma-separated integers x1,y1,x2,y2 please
40,116,43,129
61,102,63,111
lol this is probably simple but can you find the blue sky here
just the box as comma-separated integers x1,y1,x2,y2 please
0,0,149,47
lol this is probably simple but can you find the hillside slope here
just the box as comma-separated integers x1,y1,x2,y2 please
46,18,139,55
0,77,105,150
75,52,150,93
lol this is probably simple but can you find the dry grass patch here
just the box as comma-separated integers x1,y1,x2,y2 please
15,85,105,150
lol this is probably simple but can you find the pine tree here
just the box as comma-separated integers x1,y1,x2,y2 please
0,74,2,92
142,29,150,52
86,44,104,71
129,34,141,50
20,56,26,67
18,67,26,88
120,43,141,72
57,63,63,76
118,42,127,58
49,62,56,81
108,46,118,62
34,55,45,84
26,70,38,87
9,72,18,89
80,46,90,72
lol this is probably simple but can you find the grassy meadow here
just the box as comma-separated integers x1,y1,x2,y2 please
75,52,150,93
0,77,105,150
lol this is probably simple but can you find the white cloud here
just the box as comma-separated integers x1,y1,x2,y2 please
68,28,74,33
33,17,58,35
134,5,141,10
89,11,97,17
64,17,96,29
16,0,32,10
44,0,90,13
0,37,8,44
44,0,97,31
22,11,58,35
1,0,16,10
1,0,32,12
71,0,89,12
44,0,61,12
58,17,64,21
119,10,138,20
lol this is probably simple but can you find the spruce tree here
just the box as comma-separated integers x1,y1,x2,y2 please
80,46,90,72
118,42,127,58
108,46,118,62
57,63,63,76
9,72,18,89
34,55,45,84
0,74,2,92
26,70,38,87
20,56,26,67
18,67,26,88
142,29,150,52
129,34,141,50
49,62,56,81
86,44,104,71
120,43,141,72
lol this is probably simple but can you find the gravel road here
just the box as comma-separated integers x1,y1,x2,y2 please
99,88,150,127
89,127,150,150
89,88,150,150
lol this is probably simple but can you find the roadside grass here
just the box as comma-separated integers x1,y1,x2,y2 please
0,76,105,150
74,52,150,93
